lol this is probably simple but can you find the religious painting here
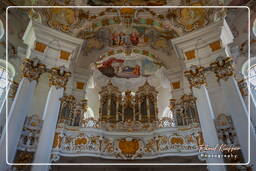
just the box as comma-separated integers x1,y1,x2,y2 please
110,26,148,47
96,57,161,79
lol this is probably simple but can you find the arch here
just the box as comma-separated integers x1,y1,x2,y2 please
253,18,256,37
241,57,256,78
0,19,4,40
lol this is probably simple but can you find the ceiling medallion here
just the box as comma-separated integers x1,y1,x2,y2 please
46,7,79,32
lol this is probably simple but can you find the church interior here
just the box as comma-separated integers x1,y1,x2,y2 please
0,0,256,171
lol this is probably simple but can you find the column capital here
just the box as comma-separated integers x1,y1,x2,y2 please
21,58,46,82
49,66,71,89
210,56,234,82
184,65,206,89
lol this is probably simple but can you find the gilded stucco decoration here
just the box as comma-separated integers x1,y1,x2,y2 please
46,7,79,32
21,58,46,82
184,65,206,88
173,3,209,32
118,138,140,157
13,151,33,170
210,56,234,82
8,81,19,99
87,0,167,6
49,124,202,160
49,66,71,89
238,79,248,97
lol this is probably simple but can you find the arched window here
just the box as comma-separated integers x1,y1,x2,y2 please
249,64,256,94
253,18,256,37
0,60,15,108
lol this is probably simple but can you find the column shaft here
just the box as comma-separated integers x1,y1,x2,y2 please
0,78,36,170
220,77,256,165
193,86,226,171
32,86,64,171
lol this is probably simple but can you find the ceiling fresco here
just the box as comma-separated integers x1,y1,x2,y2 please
24,6,224,59
87,0,168,6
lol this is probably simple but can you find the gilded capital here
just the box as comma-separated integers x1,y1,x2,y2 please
184,65,206,89
49,66,71,89
210,56,234,81
21,58,46,82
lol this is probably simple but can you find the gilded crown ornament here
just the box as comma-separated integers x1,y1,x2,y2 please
49,66,71,89
210,56,234,82
184,65,206,88
21,58,46,82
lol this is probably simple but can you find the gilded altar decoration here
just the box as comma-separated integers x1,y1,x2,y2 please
58,96,92,127
49,66,71,89
184,65,206,88
169,94,199,126
53,132,63,148
21,58,46,82
118,138,140,156
8,81,19,98
210,56,234,82
99,81,158,123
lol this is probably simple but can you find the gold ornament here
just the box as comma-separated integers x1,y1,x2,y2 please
210,56,234,82
49,67,71,89
8,81,19,98
184,65,206,88
238,79,248,97
118,139,140,156
21,58,46,82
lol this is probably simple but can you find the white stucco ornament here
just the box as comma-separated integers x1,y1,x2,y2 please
0,19,4,39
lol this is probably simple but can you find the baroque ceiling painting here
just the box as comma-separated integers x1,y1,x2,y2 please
87,0,167,6
96,56,161,78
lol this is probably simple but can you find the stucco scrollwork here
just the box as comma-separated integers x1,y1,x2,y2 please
49,66,71,89
210,56,234,82
184,65,206,89
21,58,46,82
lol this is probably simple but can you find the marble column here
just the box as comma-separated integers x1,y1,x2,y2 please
185,65,226,171
238,79,256,130
0,58,45,171
210,57,256,169
0,81,18,137
32,66,71,171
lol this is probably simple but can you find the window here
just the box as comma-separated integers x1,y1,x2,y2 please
0,66,8,104
0,60,15,109
253,18,256,37
249,64,256,94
